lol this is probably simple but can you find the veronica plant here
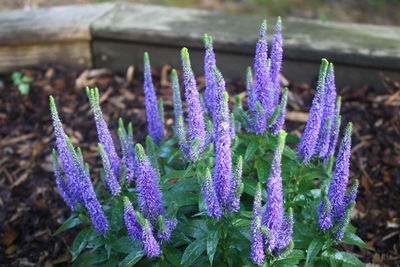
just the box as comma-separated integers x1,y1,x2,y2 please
51,19,368,267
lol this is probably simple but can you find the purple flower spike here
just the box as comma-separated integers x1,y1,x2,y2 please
270,87,288,135
135,143,165,221
333,201,355,240
118,118,136,182
323,64,337,122
298,59,329,163
246,66,256,113
316,63,337,158
252,183,263,222
49,96,82,206
123,197,142,240
204,34,217,113
251,216,265,265
142,220,161,257
52,149,76,211
344,179,359,207
317,118,332,159
98,143,121,195
325,97,342,161
211,66,227,131
202,168,222,219
65,136,109,236
253,101,267,134
157,215,177,241
254,20,269,111
86,88,121,178
181,48,207,160
213,91,233,208
264,130,287,251
143,52,164,144
328,122,352,223
270,17,283,108
276,208,294,254
318,193,333,230
228,156,243,212
176,115,189,158
171,69,183,124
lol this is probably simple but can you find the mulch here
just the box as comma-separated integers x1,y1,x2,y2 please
0,65,399,266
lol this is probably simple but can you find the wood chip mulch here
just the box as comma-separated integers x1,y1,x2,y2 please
0,65,399,266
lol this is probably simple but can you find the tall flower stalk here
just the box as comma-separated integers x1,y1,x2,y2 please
204,34,217,114
134,143,165,221
270,17,283,108
178,48,207,161
298,59,329,163
86,88,121,178
263,130,287,251
250,131,293,264
318,123,358,240
50,96,109,235
143,52,165,144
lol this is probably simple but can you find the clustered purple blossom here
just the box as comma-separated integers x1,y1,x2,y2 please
204,34,217,114
250,130,293,264
298,60,342,164
246,18,288,135
174,48,208,161
251,130,293,264
117,118,136,182
143,52,165,144
318,123,358,239
200,76,243,218
123,144,176,257
51,88,176,256
50,96,109,235
87,88,122,178
50,18,360,263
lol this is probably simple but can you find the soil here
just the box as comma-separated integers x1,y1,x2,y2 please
0,65,399,266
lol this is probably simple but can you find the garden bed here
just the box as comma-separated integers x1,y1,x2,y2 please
0,65,398,266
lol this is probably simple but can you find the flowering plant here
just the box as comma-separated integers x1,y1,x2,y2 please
50,18,368,267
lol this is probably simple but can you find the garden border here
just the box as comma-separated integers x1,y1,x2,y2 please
0,2,399,90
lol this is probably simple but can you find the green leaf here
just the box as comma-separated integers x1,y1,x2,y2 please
71,227,94,261
164,191,197,207
18,83,30,94
180,238,207,266
164,247,183,266
53,215,81,235
301,166,330,181
12,72,22,81
342,232,371,250
111,202,124,230
182,220,207,239
207,226,220,265
327,250,365,267
110,236,142,254
255,158,269,183
274,250,305,266
306,237,324,266
72,249,107,267
162,170,196,180
168,177,198,193
245,141,258,160
21,76,33,83
119,250,145,267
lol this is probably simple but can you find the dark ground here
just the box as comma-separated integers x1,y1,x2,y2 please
0,65,399,266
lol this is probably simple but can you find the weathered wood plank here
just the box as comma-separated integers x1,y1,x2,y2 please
92,3,400,71
93,40,400,90
0,3,115,46
0,41,91,72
